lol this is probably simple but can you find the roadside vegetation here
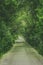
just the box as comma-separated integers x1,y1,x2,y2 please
0,0,43,57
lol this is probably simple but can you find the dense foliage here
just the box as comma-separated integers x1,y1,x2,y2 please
0,0,19,56
0,0,43,56
23,0,43,55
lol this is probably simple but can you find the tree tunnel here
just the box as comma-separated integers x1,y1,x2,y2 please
0,0,43,57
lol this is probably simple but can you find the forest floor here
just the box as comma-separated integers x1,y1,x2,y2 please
0,43,43,65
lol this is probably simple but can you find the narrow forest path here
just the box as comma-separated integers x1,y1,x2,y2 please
0,43,43,65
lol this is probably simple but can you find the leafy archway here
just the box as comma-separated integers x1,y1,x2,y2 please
0,0,43,57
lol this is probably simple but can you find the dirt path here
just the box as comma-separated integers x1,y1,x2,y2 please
0,43,43,65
